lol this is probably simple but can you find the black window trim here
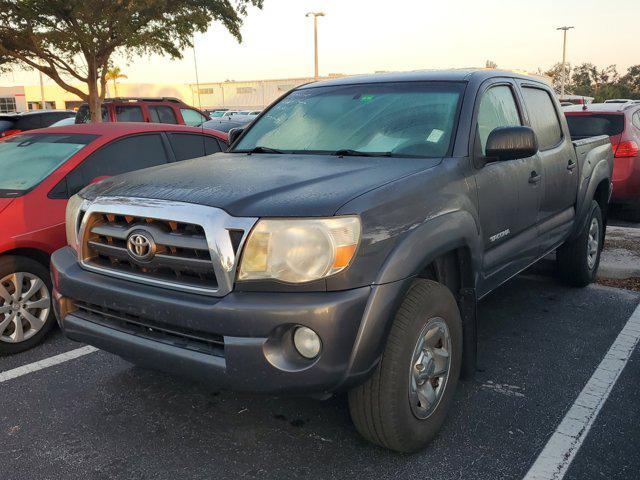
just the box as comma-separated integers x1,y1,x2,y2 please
519,82,565,152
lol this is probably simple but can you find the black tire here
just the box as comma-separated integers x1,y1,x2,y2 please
348,279,462,452
0,255,55,355
557,200,603,287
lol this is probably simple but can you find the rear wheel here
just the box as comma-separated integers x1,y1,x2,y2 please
0,256,55,355
348,279,462,452
557,200,603,287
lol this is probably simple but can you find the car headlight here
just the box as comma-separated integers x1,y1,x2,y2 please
65,194,86,252
238,216,361,283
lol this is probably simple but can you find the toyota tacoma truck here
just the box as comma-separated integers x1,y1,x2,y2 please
50,70,613,452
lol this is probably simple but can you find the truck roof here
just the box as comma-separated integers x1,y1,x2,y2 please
299,69,548,89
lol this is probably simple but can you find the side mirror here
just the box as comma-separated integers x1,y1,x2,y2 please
228,127,245,146
485,126,538,161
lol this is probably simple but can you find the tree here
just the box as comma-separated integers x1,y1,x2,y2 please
622,65,640,93
0,0,262,122
544,62,571,93
106,66,127,98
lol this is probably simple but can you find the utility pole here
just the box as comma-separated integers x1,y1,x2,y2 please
556,26,574,97
39,70,46,110
306,12,325,80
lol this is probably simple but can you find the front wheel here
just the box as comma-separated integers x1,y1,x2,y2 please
557,200,603,287
0,256,55,355
348,279,462,452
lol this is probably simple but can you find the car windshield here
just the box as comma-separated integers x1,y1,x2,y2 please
0,133,96,195
234,81,465,157
565,114,625,139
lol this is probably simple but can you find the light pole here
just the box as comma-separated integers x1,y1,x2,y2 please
306,12,325,80
556,26,574,97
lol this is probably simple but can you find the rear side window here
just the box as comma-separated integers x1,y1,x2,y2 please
66,134,169,196
565,114,625,138
149,106,178,124
115,105,144,122
168,133,223,161
522,87,563,149
477,85,521,154
180,108,207,126
633,112,640,130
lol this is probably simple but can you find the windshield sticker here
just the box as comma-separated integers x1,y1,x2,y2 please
426,129,444,143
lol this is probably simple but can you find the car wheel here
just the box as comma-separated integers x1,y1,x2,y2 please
348,279,462,452
0,256,55,355
557,200,603,287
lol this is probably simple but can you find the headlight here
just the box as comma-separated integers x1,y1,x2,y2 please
65,194,85,252
238,216,361,283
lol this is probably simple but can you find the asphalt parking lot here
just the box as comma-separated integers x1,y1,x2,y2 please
2,268,639,480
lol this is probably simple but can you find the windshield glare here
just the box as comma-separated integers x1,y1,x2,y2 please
0,133,95,193
234,82,464,157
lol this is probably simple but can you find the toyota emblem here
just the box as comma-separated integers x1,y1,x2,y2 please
126,231,156,262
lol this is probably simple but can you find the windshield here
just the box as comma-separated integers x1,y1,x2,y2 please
0,133,96,195
234,81,465,157
565,114,625,138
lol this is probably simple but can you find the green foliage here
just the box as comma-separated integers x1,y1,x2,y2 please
0,0,263,120
550,62,640,102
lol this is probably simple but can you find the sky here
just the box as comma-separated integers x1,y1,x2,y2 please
1,0,639,87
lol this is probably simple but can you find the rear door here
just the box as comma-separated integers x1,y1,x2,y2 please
473,79,543,284
519,84,578,240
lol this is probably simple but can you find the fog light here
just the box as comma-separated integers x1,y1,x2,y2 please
293,327,321,359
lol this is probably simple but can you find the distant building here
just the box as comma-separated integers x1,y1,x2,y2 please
0,69,549,113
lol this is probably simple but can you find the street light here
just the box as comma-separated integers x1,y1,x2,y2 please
556,26,574,97
306,12,325,80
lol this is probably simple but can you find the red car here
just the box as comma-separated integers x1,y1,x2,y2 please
565,103,640,219
0,122,227,353
75,97,210,126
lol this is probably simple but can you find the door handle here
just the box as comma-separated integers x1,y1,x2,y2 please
529,171,542,184
567,160,577,171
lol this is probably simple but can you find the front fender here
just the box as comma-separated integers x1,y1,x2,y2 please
342,209,482,384
375,208,482,285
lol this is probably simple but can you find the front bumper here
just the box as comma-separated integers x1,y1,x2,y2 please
51,246,404,394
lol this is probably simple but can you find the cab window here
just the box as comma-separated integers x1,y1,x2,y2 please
522,87,563,149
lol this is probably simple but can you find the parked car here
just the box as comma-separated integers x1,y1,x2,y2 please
0,110,75,139
603,99,640,104
227,111,261,122
49,117,76,128
52,70,612,451
0,122,227,354
74,97,209,126
201,119,252,135
205,109,229,118
564,103,640,220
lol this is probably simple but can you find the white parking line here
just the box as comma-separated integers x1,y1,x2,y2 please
0,346,98,383
523,302,640,480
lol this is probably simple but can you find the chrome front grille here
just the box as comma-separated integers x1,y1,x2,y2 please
83,213,218,290
77,197,257,296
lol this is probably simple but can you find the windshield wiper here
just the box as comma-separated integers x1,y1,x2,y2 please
246,146,285,154
332,149,393,157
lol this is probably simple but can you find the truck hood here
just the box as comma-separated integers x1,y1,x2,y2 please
81,153,441,217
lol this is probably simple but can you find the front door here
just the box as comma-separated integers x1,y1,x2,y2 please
473,81,542,294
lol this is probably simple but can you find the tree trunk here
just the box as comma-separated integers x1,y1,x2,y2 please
87,58,102,123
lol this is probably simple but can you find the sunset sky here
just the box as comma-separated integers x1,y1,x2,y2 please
2,0,638,87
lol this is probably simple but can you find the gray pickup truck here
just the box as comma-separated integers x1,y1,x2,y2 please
51,70,613,452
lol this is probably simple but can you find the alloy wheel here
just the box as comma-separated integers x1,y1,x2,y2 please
0,272,51,344
408,317,452,419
